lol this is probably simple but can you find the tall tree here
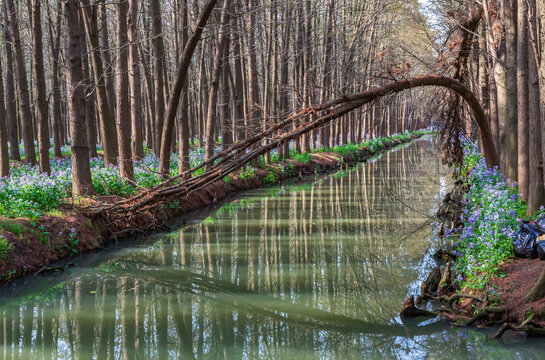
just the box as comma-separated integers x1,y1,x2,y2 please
45,0,63,158
205,0,229,164
504,0,518,180
150,0,166,155
31,0,51,174
177,0,191,175
157,0,219,177
0,54,9,177
65,0,93,196
517,0,529,199
116,0,134,181
81,0,118,166
3,3,19,161
6,0,36,165
128,0,143,160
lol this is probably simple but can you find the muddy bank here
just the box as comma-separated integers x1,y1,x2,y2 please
404,178,545,339
0,134,424,285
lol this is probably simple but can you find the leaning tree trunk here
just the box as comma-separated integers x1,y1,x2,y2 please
157,0,219,177
65,0,93,196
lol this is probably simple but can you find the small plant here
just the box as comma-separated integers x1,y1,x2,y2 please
291,152,311,163
264,170,278,186
0,235,13,260
222,175,232,184
239,166,257,182
0,220,26,235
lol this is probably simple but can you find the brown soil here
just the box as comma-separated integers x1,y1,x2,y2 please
490,258,545,325
0,135,416,284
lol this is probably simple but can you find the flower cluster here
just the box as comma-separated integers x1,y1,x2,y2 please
451,142,525,289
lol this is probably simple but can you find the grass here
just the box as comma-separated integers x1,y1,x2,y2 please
0,220,26,235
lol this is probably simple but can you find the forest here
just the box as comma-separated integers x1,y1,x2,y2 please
0,0,543,358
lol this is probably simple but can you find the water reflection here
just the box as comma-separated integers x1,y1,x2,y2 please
0,141,543,359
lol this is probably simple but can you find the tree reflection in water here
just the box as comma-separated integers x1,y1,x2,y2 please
0,141,542,359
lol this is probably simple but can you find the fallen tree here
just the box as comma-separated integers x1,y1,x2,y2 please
86,75,498,230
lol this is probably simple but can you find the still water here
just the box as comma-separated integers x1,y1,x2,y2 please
0,140,543,359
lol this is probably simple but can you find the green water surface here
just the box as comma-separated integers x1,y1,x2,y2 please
0,140,542,359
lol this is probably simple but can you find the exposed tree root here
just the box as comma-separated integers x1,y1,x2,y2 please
400,295,437,318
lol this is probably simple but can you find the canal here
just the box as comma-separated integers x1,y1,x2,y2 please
0,139,542,359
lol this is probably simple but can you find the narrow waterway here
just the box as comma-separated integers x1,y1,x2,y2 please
0,140,542,359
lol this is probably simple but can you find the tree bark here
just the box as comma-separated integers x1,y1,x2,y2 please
150,0,166,155
205,0,228,164
81,0,118,166
0,53,9,177
128,0,143,160
3,3,19,161
31,0,51,174
116,0,134,181
65,0,93,196
525,266,545,303
504,0,518,181
6,0,36,165
45,0,63,158
157,0,219,177
517,0,529,199
177,0,190,175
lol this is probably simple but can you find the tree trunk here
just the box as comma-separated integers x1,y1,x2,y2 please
504,0,518,181
527,0,545,214
31,0,51,174
128,0,143,160
45,0,63,158
0,53,9,177
150,0,166,155
81,0,118,166
177,0,190,175
6,0,36,165
116,0,134,181
517,0,529,199
205,0,228,164
525,266,545,303
157,0,219,177
80,27,98,158
65,0,93,196
3,3,19,161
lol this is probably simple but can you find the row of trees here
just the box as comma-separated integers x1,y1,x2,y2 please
429,0,545,214
0,0,431,196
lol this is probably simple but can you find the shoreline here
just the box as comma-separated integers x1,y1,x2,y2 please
406,155,545,339
0,133,427,285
